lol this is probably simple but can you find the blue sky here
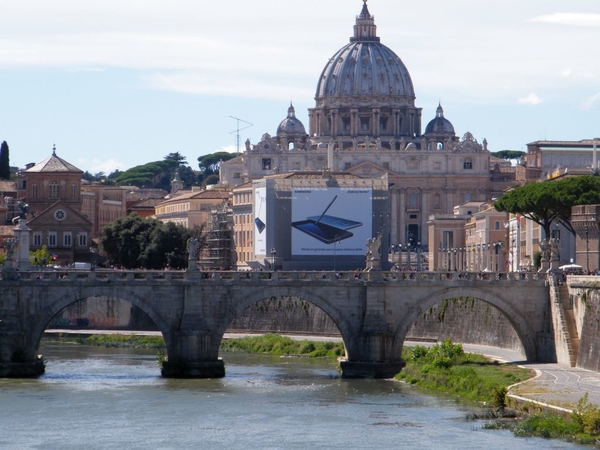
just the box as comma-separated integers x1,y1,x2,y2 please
1,0,599,174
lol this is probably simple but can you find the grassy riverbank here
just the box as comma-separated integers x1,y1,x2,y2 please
396,339,600,446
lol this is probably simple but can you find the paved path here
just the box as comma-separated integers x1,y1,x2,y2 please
46,330,600,412
462,343,600,413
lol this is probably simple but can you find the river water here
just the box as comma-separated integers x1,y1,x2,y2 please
0,344,588,450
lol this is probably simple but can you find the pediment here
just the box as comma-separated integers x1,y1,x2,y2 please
26,201,92,229
346,161,389,177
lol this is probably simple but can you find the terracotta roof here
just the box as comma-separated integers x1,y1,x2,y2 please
156,189,230,206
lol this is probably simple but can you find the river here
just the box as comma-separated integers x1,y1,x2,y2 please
0,344,588,450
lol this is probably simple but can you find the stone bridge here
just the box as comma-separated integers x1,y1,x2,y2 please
0,269,553,379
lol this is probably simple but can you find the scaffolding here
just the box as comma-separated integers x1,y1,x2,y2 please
198,203,233,270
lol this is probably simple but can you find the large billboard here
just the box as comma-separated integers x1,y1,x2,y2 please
292,187,372,256
254,186,266,255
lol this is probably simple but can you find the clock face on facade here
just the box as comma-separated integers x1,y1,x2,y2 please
54,209,67,221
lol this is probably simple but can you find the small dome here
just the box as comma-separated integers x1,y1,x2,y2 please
277,103,306,137
424,103,455,136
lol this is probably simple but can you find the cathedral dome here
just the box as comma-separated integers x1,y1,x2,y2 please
424,103,455,136
277,103,306,137
315,1,415,102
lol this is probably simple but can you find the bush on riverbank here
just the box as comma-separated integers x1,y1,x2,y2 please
219,333,345,358
44,334,165,349
396,339,533,405
504,393,600,444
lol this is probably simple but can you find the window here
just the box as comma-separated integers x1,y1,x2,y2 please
78,233,88,247
382,162,390,170
409,192,418,207
233,172,240,179
33,233,42,246
49,182,60,199
494,221,500,230
463,159,473,170
344,162,352,170
360,117,370,131
379,117,388,131
71,184,77,199
48,232,57,247
342,117,351,130
63,232,72,247
32,184,38,199
262,158,271,170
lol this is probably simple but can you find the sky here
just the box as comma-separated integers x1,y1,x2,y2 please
0,0,599,174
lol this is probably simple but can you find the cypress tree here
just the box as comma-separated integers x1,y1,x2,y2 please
0,141,10,180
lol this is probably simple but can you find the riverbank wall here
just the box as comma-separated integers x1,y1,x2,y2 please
48,295,524,354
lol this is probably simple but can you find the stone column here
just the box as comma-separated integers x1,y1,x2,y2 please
339,333,404,379
14,220,32,271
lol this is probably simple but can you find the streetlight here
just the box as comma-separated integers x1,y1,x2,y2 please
270,248,277,271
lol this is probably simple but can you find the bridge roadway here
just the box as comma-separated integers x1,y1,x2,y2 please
0,268,551,379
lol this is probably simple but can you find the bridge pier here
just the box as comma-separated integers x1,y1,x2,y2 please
339,360,405,378
340,332,405,378
161,359,225,378
0,359,45,378
0,329,45,378
161,331,225,378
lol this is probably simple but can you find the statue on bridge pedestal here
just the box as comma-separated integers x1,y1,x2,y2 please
11,201,29,229
187,237,199,271
4,237,17,263
539,238,551,272
365,235,382,271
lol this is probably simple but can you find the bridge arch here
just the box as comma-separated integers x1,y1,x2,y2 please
218,286,356,359
394,286,538,361
28,286,174,360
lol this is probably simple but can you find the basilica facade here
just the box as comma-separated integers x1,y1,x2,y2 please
221,1,513,257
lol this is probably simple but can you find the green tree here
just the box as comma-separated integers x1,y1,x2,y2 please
115,153,198,190
139,221,192,269
0,141,10,180
30,245,51,266
491,150,525,162
197,151,236,175
100,214,160,268
494,175,600,238
99,215,203,269
164,152,187,166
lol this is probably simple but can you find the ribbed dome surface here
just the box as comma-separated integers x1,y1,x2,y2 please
315,1,414,101
277,104,306,136
316,42,415,100
424,104,455,135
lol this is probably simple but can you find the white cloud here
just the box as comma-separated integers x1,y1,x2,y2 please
143,72,314,101
562,68,597,80
581,93,600,110
530,13,600,27
517,93,543,105
77,158,125,175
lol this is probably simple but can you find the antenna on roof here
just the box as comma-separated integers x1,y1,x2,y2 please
229,116,253,155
